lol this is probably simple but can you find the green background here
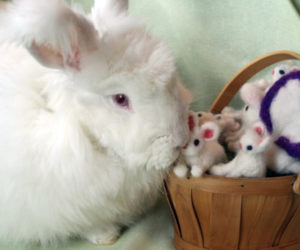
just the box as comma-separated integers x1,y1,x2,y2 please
1,0,300,249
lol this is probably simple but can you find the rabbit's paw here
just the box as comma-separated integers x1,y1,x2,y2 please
83,226,120,245
148,136,179,170
191,166,204,178
173,164,188,178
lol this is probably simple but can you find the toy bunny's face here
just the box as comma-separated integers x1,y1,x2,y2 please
272,64,300,83
239,133,259,154
183,114,220,157
183,127,205,156
239,123,270,155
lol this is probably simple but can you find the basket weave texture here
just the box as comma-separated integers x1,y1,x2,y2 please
165,174,300,250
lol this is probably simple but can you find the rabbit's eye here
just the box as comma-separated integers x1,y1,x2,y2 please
112,94,130,109
245,105,249,111
246,145,253,151
279,69,285,75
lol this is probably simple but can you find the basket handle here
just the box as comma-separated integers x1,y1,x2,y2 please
209,50,300,113
208,50,300,195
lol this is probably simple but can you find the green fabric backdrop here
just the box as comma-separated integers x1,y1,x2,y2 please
1,1,300,249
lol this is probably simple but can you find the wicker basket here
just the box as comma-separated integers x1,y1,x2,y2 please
165,51,300,250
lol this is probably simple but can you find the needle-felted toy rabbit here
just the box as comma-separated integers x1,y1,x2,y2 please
0,0,192,246
260,65,300,174
174,113,227,178
210,122,271,178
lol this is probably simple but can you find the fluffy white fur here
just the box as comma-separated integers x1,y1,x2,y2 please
210,122,271,178
174,113,227,178
0,0,192,246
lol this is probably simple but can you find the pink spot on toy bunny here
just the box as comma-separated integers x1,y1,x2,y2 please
255,126,263,136
204,129,214,139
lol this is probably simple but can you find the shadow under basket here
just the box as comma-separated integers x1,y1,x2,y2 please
164,51,300,250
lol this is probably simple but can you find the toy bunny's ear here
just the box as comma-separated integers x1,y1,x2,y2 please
252,122,267,140
188,114,195,132
240,83,265,107
201,122,220,141
3,0,99,71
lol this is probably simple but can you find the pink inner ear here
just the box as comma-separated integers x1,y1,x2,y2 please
188,115,195,132
204,129,214,139
255,126,263,136
66,47,81,71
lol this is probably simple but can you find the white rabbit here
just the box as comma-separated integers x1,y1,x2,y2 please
210,122,271,178
174,113,227,178
0,0,192,246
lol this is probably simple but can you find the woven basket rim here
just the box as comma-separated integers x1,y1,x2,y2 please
166,173,297,195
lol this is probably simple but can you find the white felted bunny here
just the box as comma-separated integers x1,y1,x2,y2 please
271,63,300,83
174,113,227,178
210,122,271,178
260,66,300,174
0,0,192,246
240,79,270,128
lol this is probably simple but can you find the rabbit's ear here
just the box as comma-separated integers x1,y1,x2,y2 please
92,0,128,19
3,0,99,71
200,122,220,141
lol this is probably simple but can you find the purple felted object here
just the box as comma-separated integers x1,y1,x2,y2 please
260,71,300,158
275,136,300,158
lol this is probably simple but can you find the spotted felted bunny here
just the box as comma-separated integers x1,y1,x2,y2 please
174,113,227,178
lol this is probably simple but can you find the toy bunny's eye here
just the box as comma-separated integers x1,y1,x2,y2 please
198,113,202,117
279,70,285,75
247,145,253,151
112,94,130,109
194,139,200,146
216,115,222,120
245,105,249,111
